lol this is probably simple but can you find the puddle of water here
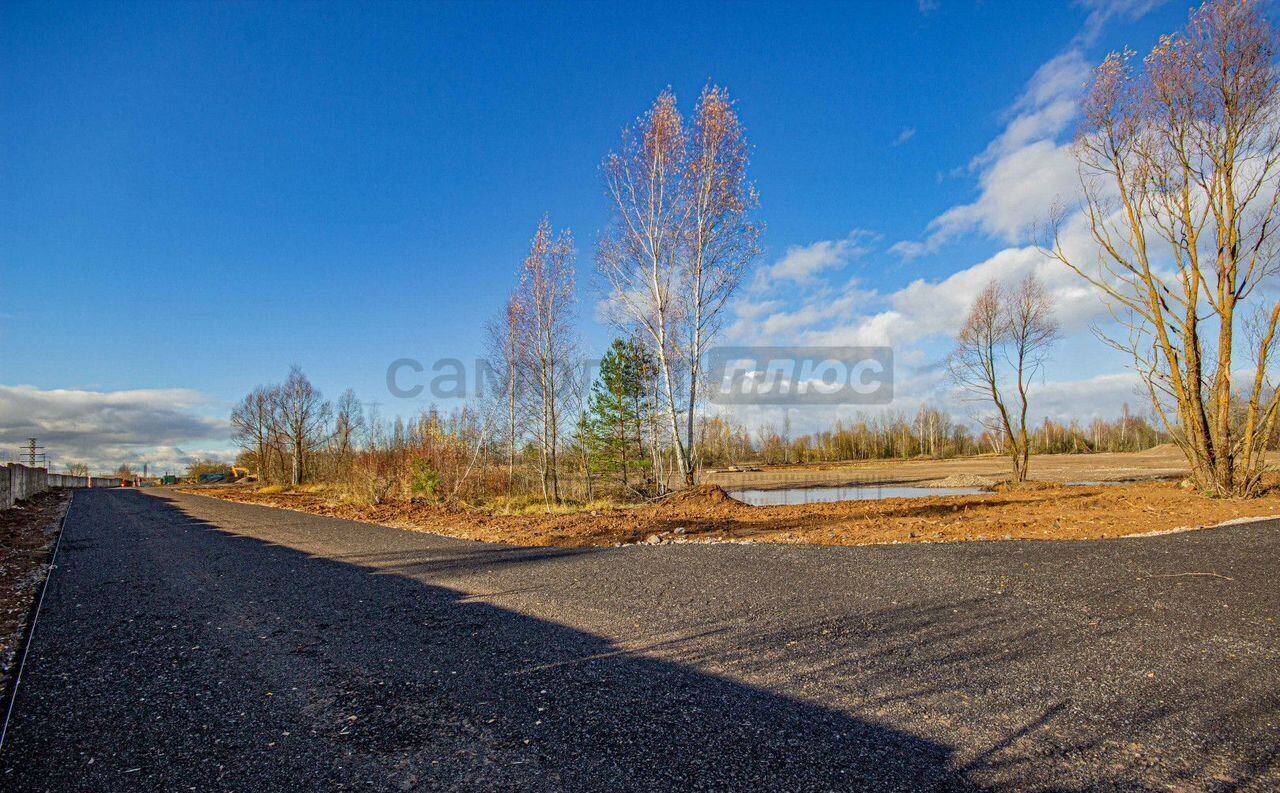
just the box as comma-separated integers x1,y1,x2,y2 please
729,485,985,507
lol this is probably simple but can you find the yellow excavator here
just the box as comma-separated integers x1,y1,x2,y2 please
229,466,257,482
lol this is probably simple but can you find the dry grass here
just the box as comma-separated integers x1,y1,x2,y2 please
184,471,1280,552
483,493,622,516
253,483,332,497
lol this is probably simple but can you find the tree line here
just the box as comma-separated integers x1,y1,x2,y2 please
753,404,1172,467
231,366,362,487
230,355,1173,501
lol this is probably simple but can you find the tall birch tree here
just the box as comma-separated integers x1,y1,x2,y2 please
599,86,760,488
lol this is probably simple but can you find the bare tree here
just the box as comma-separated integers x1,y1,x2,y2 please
949,276,1059,482
331,388,364,469
486,294,527,488
599,90,689,486
276,366,330,486
1050,0,1280,496
518,217,576,506
599,86,761,488
681,86,763,482
566,359,595,502
231,384,278,479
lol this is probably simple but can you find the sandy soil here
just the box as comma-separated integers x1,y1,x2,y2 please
702,444,1193,490
0,491,68,697
184,449,1280,549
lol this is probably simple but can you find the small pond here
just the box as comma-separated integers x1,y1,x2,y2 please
729,485,985,507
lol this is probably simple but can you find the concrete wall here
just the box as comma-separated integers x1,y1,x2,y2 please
2,463,121,509
48,473,88,488
9,464,47,502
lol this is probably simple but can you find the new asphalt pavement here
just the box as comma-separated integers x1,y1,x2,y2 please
1,488,1276,791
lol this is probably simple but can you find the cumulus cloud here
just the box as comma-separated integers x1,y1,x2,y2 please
730,232,880,344
890,0,1164,261
976,51,1090,165
753,282,877,340
769,243,1104,352
759,231,877,285
931,141,1078,246
1026,372,1147,421
718,1,1168,431
890,51,1088,259
0,385,232,474
723,227,1119,427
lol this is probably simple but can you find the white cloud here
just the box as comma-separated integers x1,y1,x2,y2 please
725,229,1120,427
975,51,1090,165
1026,372,1147,421
756,283,876,339
889,0,1163,261
780,244,1103,350
893,127,917,146
760,231,876,285
932,140,1078,247
718,1,1169,431
0,385,232,474
1074,0,1166,48
891,50,1089,259
886,239,929,260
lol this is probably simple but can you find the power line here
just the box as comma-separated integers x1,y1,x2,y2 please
21,438,46,468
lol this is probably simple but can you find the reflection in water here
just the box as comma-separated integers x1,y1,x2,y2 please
730,485,985,506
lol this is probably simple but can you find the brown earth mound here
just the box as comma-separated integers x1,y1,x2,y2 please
992,480,1064,493
934,474,998,488
653,484,743,511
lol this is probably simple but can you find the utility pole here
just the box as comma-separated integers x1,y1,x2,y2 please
22,438,45,468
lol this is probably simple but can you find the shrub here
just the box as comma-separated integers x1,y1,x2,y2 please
411,459,441,501
344,458,401,506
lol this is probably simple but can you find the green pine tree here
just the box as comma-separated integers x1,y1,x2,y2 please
587,338,653,492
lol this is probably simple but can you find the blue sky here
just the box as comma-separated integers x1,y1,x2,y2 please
0,0,1195,470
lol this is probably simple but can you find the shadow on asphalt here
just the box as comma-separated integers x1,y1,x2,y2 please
2,489,984,791
12,488,1279,791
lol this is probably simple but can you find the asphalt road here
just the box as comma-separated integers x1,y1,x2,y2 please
2,488,1277,791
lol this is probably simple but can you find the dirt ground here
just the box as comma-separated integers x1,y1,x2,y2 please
0,491,68,698
185,447,1280,549
701,444,1193,490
